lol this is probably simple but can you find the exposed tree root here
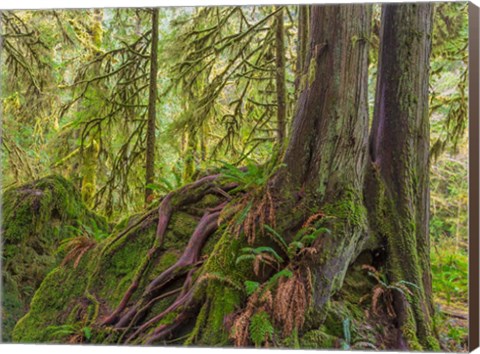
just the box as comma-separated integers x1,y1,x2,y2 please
100,174,237,343
101,193,175,325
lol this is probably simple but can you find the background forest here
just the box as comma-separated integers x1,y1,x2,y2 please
0,2,469,350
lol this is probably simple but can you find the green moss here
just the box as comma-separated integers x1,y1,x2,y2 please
187,230,252,345
158,311,179,326
300,328,338,349
322,189,367,228
400,305,423,351
12,250,93,343
307,56,317,88
184,302,209,345
199,285,241,345
2,175,108,342
368,165,440,350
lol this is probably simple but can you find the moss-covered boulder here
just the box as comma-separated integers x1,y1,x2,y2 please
2,175,108,341
11,186,222,344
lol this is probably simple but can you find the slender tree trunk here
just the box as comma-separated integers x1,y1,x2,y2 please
145,8,159,203
274,6,287,149
295,5,309,95
183,127,197,183
366,3,438,350
81,140,99,208
81,9,103,207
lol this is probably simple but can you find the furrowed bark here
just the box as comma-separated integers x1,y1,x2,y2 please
366,3,438,350
276,3,371,324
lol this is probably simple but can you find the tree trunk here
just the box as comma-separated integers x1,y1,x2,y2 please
276,3,371,323
275,6,287,150
81,139,99,208
295,5,309,96
80,9,103,207
145,8,159,203
183,127,198,183
366,3,438,350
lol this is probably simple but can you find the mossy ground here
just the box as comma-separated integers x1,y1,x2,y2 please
10,183,218,344
2,175,108,341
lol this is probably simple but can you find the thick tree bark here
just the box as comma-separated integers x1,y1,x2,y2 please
275,6,287,149
276,3,371,323
145,8,159,203
366,3,438,350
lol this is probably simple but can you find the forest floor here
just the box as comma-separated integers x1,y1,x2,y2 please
431,240,468,352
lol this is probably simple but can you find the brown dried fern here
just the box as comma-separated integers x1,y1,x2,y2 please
273,270,309,335
61,236,96,269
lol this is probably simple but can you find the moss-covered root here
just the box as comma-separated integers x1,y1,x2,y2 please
2,175,107,342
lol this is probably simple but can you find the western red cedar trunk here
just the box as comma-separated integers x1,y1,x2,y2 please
145,8,159,203
274,3,371,323
275,6,287,149
366,3,439,350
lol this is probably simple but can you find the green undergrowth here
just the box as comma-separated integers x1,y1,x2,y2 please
431,240,467,309
2,175,108,342
431,240,468,351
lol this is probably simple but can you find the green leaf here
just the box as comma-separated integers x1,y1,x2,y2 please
158,177,175,191
244,280,260,295
265,268,293,288
146,183,163,191
235,254,255,265
82,326,92,341
263,224,288,251
249,311,274,347
252,246,283,263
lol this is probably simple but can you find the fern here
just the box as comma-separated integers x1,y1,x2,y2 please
235,254,256,265
299,227,331,244
239,246,283,263
45,324,77,340
265,268,294,289
287,241,304,258
219,160,284,193
249,311,274,347
82,326,92,341
234,200,253,226
198,272,243,291
263,224,288,252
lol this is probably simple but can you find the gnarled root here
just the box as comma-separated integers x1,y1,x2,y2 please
100,174,237,343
